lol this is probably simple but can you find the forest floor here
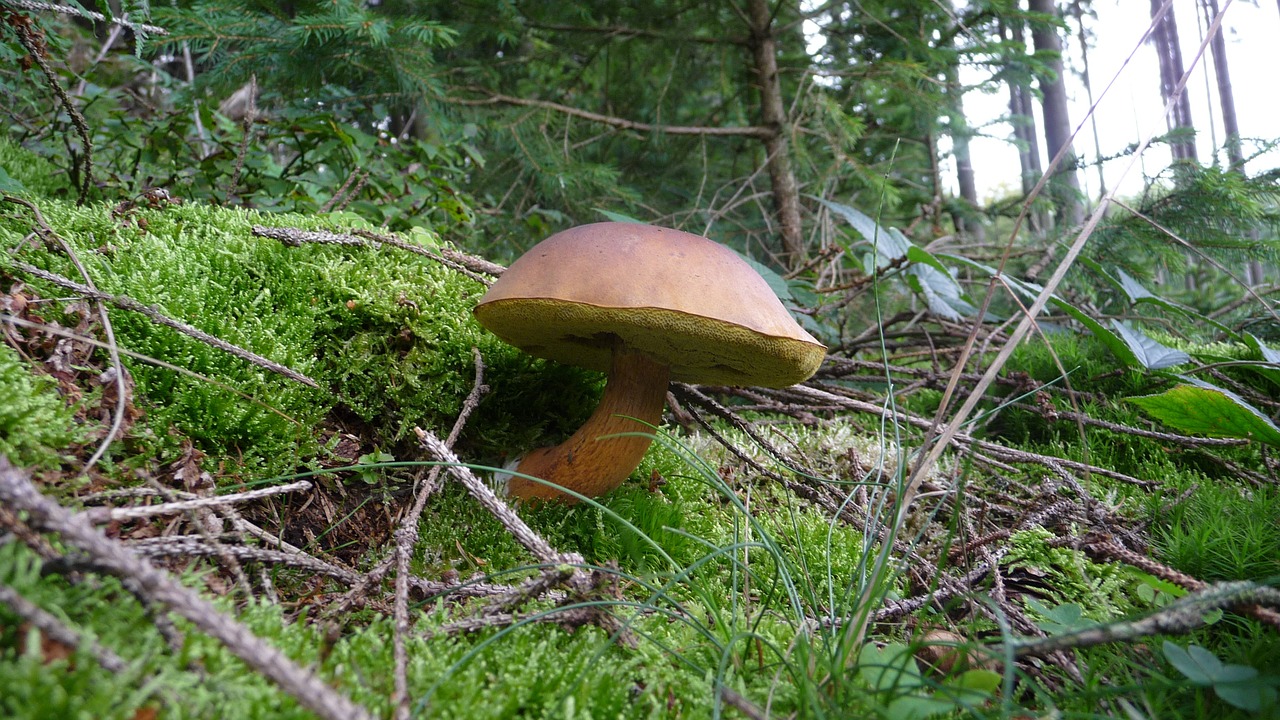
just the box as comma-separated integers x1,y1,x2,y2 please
1,141,1279,719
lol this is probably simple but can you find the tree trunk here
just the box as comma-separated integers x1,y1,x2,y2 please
1204,0,1264,285
1205,0,1241,168
1070,0,1107,196
943,2,984,242
745,0,805,266
1028,0,1085,227
1150,0,1197,161
1002,18,1047,233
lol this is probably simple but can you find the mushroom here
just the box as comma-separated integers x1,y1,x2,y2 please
473,221,826,501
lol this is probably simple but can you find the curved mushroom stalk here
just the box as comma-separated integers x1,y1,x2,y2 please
506,347,669,502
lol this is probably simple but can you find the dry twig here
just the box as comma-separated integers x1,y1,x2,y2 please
0,457,375,720
8,260,319,388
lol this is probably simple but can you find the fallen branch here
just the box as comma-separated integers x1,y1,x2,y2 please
448,88,776,139
252,225,503,284
0,456,375,720
0,581,128,673
1010,580,1280,658
8,260,319,388
84,480,312,524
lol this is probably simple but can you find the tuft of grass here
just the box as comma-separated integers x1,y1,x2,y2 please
1152,483,1280,583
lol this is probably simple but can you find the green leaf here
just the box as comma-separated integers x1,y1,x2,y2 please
1128,381,1280,447
1113,269,1239,340
1245,333,1280,364
941,253,1136,367
819,201,974,320
859,643,924,694
1164,641,1214,685
1110,321,1191,370
0,166,26,194
814,196,884,249
595,209,643,224
1026,599,1095,635
886,694,956,720
1215,682,1266,712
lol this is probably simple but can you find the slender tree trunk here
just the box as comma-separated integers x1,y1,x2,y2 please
1028,0,1085,227
1002,19,1047,233
1071,0,1107,196
1150,0,1197,161
746,0,804,265
942,1,984,242
1204,0,1264,285
1205,0,1241,168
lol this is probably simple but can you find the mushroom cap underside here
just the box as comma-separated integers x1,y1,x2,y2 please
474,298,825,386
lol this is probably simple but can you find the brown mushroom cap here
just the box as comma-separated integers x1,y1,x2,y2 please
474,222,825,386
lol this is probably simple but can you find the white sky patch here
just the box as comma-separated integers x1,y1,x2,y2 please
954,0,1279,203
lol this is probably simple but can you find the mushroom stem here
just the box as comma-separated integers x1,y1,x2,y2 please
507,346,670,502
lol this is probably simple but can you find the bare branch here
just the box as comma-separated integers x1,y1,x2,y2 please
8,259,320,388
5,0,168,36
0,581,128,673
0,457,375,720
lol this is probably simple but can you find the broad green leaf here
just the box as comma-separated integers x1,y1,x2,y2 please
1246,333,1280,364
1128,381,1280,447
1110,321,1191,370
952,669,1002,694
859,643,924,693
1026,599,1095,635
0,167,25,194
595,209,643,224
814,196,885,249
820,199,975,319
1164,641,1213,685
1215,682,1267,712
941,254,1136,367
886,694,956,720
1114,269,1238,339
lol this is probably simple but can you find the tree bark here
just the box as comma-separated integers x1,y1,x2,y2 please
1205,0,1241,168
1150,0,1197,161
1002,18,1047,233
746,0,805,265
1204,0,1264,285
1070,0,1107,196
943,0,984,242
1028,0,1085,228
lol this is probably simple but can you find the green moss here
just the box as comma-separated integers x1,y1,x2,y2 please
0,541,824,719
0,197,602,481
0,136,73,199
1004,527,1140,621
1152,483,1280,582
0,344,78,468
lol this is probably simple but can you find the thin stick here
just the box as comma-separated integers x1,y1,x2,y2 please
10,20,93,204
252,225,506,280
5,0,168,36
0,581,128,673
5,196,128,476
8,259,319,388
0,457,375,720
1010,580,1280,657
84,481,312,523
392,349,488,720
